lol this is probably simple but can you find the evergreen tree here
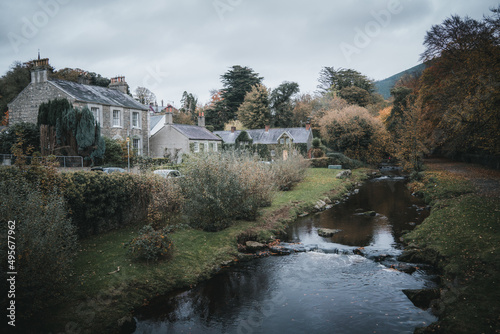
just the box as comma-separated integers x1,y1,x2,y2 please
270,81,299,127
237,84,270,129
209,65,263,130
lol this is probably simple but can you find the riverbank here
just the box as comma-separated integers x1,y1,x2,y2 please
401,159,500,333
35,168,370,333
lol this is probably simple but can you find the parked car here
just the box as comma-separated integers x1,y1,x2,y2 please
153,169,183,178
91,167,126,174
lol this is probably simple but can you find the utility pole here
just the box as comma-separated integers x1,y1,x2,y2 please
127,129,130,173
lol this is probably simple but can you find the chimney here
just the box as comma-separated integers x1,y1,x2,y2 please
231,126,236,133
305,122,311,131
198,112,205,127
109,76,128,94
265,125,270,132
31,57,50,84
165,110,173,125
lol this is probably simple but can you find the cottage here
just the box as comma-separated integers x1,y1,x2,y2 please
214,123,313,158
8,58,149,155
149,111,222,162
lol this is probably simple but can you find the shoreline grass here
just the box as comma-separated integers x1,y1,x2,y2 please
403,169,500,333
35,168,369,333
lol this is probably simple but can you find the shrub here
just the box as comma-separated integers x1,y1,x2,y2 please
270,154,310,191
146,175,184,229
180,152,276,231
126,225,173,262
0,177,77,314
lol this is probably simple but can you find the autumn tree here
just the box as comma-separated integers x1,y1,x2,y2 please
51,68,110,87
270,81,299,127
338,86,372,107
237,84,271,129
418,10,500,159
135,87,156,105
319,105,389,164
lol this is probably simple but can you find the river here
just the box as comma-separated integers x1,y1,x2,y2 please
132,173,438,334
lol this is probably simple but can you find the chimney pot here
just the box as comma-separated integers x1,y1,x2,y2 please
305,122,311,131
231,126,236,133
265,125,270,132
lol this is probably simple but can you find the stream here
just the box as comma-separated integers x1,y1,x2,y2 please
132,172,438,334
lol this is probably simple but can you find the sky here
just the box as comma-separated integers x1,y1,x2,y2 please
0,0,498,106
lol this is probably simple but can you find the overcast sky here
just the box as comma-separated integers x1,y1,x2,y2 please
0,0,497,106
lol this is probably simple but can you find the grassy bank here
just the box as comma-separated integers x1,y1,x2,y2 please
403,170,500,333
37,168,368,333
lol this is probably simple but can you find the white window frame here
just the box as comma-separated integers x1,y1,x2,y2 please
131,110,141,129
132,137,142,155
88,104,102,126
111,108,123,128
204,141,209,152
212,142,218,152
193,141,200,153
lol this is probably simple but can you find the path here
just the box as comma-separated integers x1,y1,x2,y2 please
424,157,500,197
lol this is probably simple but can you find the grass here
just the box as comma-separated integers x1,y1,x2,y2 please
403,170,500,333
38,168,369,333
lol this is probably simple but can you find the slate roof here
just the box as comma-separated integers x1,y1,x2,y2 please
49,79,148,110
172,124,222,141
149,115,221,141
214,128,311,145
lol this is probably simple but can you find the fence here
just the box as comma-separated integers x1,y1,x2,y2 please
0,154,84,168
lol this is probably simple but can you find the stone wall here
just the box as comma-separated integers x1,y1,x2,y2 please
8,81,73,124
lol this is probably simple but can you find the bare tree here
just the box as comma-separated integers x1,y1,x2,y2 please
135,87,156,105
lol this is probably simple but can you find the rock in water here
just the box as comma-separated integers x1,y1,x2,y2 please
317,228,342,237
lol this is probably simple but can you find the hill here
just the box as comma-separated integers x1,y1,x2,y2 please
374,63,427,99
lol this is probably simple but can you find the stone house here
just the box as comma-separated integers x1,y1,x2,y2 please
8,58,149,155
214,124,313,159
149,112,222,162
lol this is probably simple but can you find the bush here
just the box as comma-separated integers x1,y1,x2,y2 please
270,154,310,191
146,175,183,229
61,171,151,237
125,225,173,262
0,177,77,315
180,152,276,232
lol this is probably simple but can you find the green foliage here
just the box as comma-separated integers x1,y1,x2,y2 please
0,61,31,120
125,225,174,262
237,84,270,129
0,176,77,315
318,67,375,94
62,172,149,237
207,65,263,130
103,136,123,165
270,81,300,127
38,99,105,163
0,122,40,154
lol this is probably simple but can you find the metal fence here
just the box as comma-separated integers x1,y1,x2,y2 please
0,154,84,168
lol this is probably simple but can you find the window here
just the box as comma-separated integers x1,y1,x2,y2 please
133,138,141,155
132,111,140,128
112,109,121,127
212,142,218,152
280,138,284,144
91,107,101,125
204,142,209,152
193,141,200,153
